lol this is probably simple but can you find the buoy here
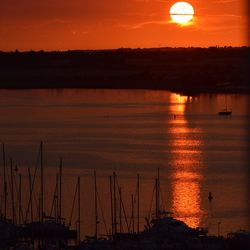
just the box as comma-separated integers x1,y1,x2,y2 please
208,192,213,201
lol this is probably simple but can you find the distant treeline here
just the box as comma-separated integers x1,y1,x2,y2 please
0,47,249,94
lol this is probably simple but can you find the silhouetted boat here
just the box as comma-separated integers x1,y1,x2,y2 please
20,143,77,243
143,171,208,240
0,215,19,248
218,109,232,116
227,230,250,250
143,211,208,239
218,95,232,115
22,219,77,240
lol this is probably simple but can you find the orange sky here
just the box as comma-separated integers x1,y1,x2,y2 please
0,0,248,51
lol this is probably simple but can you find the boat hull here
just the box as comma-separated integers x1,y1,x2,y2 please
218,111,232,115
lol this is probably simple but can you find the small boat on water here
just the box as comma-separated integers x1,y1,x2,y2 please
218,109,232,116
218,95,232,115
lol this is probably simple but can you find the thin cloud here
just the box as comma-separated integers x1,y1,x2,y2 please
115,20,169,29
215,0,238,3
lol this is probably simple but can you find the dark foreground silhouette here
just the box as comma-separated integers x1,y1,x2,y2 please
0,47,249,94
1,143,250,250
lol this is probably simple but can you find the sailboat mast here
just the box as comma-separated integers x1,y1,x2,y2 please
155,168,160,218
78,176,81,244
137,174,140,234
59,157,62,223
2,143,7,219
109,175,114,237
119,187,122,233
94,170,98,239
55,174,59,221
28,168,33,222
155,179,158,218
40,141,44,223
19,173,22,225
131,194,134,233
10,158,16,223
113,172,117,235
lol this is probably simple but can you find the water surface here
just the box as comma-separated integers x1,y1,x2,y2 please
0,89,249,238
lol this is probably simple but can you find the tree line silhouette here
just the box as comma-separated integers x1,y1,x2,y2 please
0,47,249,94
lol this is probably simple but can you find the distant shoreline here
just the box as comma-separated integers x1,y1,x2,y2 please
0,86,250,96
1,47,249,94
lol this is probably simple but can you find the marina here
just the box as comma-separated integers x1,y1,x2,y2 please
1,141,250,249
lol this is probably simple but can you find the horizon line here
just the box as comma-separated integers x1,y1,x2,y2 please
1,45,249,53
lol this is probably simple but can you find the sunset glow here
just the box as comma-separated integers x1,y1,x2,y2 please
0,0,247,51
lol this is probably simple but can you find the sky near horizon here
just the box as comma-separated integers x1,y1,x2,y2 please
0,0,247,51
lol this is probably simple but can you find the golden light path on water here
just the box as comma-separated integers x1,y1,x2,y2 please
168,93,204,229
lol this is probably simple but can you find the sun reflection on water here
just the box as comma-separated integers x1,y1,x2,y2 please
168,93,204,229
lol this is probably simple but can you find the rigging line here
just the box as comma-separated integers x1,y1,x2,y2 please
115,174,130,232
120,189,130,232
25,148,40,222
49,175,58,218
28,168,33,222
30,167,40,222
160,183,167,212
97,189,108,235
6,160,13,217
12,169,25,224
119,187,123,233
128,195,136,232
9,159,16,223
147,181,156,220
128,175,138,231
69,180,78,227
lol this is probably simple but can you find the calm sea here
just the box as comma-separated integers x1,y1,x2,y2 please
0,89,249,238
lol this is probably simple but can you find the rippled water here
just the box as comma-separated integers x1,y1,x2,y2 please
0,89,249,238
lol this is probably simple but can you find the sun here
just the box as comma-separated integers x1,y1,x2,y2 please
170,2,194,25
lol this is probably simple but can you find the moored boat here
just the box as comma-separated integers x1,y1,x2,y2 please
218,110,232,115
